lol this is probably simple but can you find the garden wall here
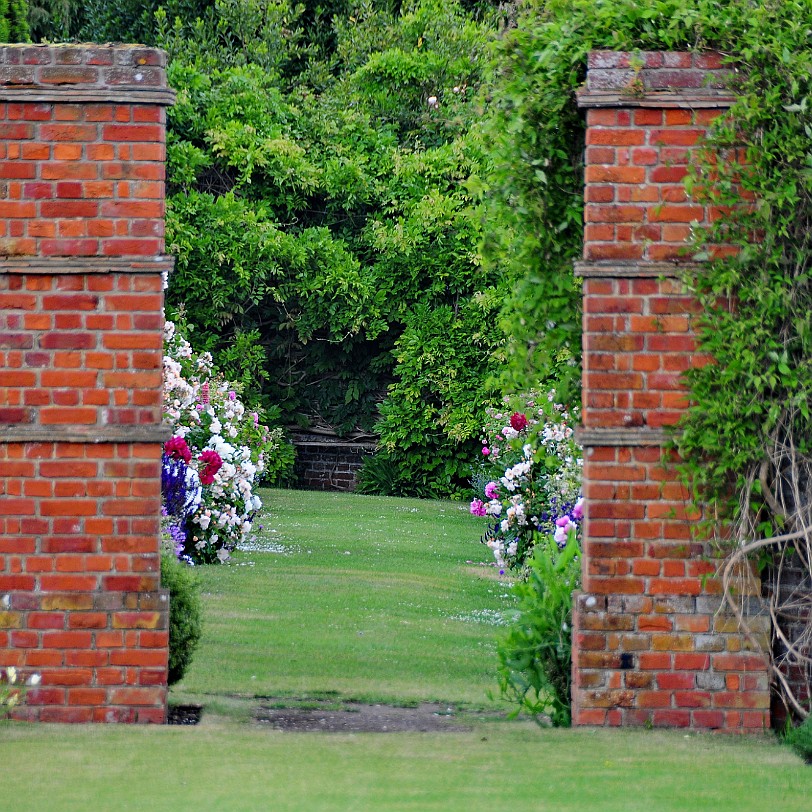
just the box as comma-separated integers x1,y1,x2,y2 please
571,51,772,731
292,433,374,492
0,44,174,722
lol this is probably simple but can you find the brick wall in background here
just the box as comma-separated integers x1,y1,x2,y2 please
292,434,375,492
571,51,772,731
0,44,174,723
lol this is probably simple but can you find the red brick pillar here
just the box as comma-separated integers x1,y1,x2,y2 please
0,44,174,723
571,51,772,731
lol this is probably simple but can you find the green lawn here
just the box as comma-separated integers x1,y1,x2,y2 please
175,489,509,705
1,489,809,811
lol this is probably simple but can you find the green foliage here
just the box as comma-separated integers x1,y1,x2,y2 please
355,451,405,496
785,714,812,763
672,3,812,543
160,552,203,686
372,297,502,497
477,0,751,401
0,0,29,41
153,0,502,494
497,532,580,726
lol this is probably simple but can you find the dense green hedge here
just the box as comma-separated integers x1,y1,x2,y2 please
0,0,29,40
161,552,203,686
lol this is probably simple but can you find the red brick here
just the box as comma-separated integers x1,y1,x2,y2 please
652,710,691,727
27,612,65,630
649,129,703,146
586,166,646,184
0,162,37,179
41,631,93,648
102,124,163,142
712,653,767,672
40,706,94,723
68,613,108,630
40,162,98,181
67,688,107,705
674,653,710,670
66,650,109,667
39,574,98,591
692,710,725,728
637,690,672,708
109,687,164,705
52,144,83,161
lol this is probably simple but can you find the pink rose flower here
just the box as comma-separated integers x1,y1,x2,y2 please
164,436,191,464
510,412,528,432
199,449,223,485
482,447,490,456
484,481,499,500
469,499,487,517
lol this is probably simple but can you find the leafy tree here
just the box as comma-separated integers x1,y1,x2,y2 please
0,0,30,41
155,0,503,493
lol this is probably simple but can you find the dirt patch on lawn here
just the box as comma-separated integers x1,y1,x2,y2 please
167,704,203,725
255,701,471,733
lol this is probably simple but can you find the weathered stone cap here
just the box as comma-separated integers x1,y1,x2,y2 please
579,50,736,108
0,44,174,103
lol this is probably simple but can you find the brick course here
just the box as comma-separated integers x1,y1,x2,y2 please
0,44,174,723
292,434,374,492
572,52,772,731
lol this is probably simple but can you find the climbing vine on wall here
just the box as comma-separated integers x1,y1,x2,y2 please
481,0,812,718
675,1,812,719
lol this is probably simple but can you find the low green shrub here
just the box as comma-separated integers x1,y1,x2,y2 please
786,715,812,763
160,553,203,686
496,532,580,727
356,452,406,497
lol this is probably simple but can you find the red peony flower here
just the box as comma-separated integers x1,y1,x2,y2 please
164,436,192,464
510,412,528,432
199,449,223,485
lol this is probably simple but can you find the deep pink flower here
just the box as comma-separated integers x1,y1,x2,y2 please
164,436,191,464
199,449,223,485
510,412,528,432
201,382,210,405
482,446,490,456
228,391,236,401
484,481,499,500
469,499,487,517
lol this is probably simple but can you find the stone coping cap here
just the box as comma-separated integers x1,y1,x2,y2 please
0,44,174,105
0,424,173,443
580,49,736,109
0,256,175,274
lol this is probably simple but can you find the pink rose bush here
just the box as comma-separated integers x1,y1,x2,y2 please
162,320,284,564
472,391,583,572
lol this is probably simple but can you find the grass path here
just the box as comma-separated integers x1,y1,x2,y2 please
174,488,510,705
1,489,810,810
